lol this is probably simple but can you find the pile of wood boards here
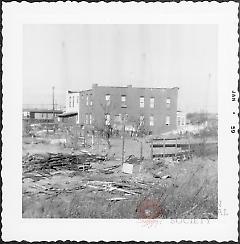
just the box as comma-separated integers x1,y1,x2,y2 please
125,155,142,164
22,152,106,173
85,179,149,196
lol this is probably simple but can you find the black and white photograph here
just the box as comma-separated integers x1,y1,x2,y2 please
22,24,218,219
2,2,238,242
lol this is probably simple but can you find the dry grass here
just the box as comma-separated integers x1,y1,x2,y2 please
22,155,217,219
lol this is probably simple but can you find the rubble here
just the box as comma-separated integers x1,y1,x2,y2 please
125,155,142,164
22,152,107,175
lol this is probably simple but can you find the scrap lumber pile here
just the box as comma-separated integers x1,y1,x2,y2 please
22,152,106,173
125,155,142,164
85,179,149,196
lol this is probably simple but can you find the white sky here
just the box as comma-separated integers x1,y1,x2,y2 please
23,24,217,113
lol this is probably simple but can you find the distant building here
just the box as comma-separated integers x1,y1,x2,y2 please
64,84,179,135
176,110,186,133
22,108,63,122
205,113,218,128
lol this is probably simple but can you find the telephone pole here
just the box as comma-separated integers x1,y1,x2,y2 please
52,86,55,121
121,104,127,164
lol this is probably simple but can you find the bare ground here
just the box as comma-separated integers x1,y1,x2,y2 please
22,136,218,219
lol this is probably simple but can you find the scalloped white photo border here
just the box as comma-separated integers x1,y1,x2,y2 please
2,2,239,242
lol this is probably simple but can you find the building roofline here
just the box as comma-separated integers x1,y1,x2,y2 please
67,89,92,94
68,85,179,93
94,85,179,90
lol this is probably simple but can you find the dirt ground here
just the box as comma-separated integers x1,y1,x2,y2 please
22,136,218,219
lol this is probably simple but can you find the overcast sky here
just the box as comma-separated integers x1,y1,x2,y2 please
23,24,217,113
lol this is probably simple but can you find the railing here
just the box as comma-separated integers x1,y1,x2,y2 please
150,137,191,160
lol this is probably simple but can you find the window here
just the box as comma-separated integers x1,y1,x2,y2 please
166,116,170,125
121,95,127,108
140,115,144,125
90,94,93,106
85,114,89,124
140,96,144,108
77,95,79,104
86,95,89,106
121,95,126,102
177,118,181,126
105,94,111,106
72,96,75,107
105,114,111,125
150,97,155,108
166,98,171,108
114,114,122,123
89,114,92,125
121,95,126,103
150,115,154,126
69,96,71,107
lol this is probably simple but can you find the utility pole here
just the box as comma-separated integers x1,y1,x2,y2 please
121,104,127,164
52,86,55,122
121,114,126,164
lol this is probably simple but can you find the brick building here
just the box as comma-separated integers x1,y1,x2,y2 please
65,84,179,135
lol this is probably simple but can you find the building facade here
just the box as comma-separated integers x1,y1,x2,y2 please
65,84,179,135
22,108,63,122
176,110,187,133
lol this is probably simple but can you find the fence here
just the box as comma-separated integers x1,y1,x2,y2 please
150,137,192,160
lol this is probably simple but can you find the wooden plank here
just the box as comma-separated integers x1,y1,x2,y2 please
163,138,165,158
152,137,181,141
150,139,153,160
152,143,191,148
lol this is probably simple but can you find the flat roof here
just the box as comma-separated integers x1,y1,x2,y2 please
68,89,92,94
58,111,78,118
97,86,179,89
67,85,179,93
